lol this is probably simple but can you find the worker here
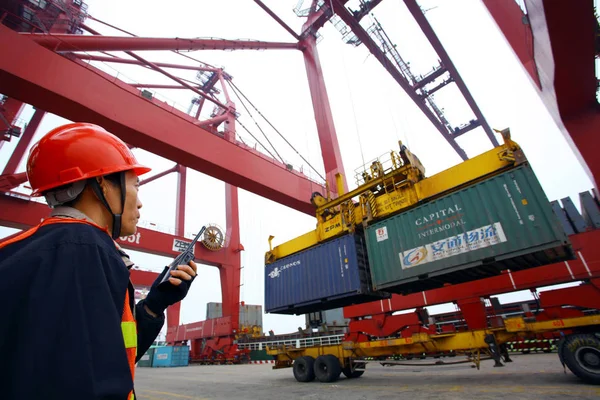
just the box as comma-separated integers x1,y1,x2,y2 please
0,123,197,399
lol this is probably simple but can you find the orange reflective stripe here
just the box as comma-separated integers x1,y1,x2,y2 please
122,289,137,399
0,217,109,250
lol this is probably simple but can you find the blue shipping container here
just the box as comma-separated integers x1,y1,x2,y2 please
264,234,387,315
152,346,189,368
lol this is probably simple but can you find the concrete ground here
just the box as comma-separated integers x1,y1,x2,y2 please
134,353,600,400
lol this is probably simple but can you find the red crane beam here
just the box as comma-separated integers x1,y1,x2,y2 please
0,25,321,215
481,0,599,190
344,229,600,318
175,165,186,237
0,193,227,265
252,0,301,40
480,0,540,88
21,33,300,52
300,33,348,192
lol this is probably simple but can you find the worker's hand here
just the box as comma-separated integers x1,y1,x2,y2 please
143,260,198,316
165,260,197,286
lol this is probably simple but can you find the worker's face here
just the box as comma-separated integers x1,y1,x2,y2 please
103,171,142,237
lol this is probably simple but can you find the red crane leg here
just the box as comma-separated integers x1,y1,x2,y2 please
167,302,181,329
175,165,186,237
300,33,348,194
2,109,45,174
220,182,242,334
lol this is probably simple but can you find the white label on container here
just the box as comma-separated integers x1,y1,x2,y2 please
156,354,168,360
376,226,388,242
399,222,508,270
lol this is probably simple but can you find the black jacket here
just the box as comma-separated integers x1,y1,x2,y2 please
0,222,165,399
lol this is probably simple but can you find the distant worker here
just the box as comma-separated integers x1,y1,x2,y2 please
0,123,197,399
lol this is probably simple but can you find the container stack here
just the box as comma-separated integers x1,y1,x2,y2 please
137,346,189,368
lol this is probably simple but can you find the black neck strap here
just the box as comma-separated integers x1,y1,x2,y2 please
90,173,126,239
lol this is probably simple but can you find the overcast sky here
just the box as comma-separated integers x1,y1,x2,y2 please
0,0,594,339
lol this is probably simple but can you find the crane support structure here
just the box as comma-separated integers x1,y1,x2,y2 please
0,24,323,215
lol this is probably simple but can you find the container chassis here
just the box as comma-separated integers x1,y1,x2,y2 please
267,228,600,385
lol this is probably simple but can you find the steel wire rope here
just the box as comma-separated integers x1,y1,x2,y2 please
235,118,281,162
336,32,367,177
87,14,325,183
226,80,326,183
227,81,285,164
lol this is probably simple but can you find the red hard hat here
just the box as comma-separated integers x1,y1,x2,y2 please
26,123,151,196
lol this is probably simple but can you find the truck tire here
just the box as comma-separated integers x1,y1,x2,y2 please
293,356,316,382
314,354,342,383
561,333,600,385
342,366,364,379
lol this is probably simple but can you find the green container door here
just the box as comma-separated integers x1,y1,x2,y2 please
249,349,274,361
366,164,573,294
137,347,156,367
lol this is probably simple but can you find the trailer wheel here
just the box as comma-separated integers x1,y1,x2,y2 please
293,356,316,382
314,355,342,383
562,333,600,385
342,366,364,379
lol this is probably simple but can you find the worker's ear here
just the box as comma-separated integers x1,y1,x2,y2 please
95,176,110,197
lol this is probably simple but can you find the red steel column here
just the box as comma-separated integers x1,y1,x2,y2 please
300,32,348,194
175,164,187,237
221,119,241,335
3,108,45,174
167,302,181,330
220,182,241,334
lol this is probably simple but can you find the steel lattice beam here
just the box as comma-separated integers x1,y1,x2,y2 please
0,25,321,215
329,0,469,160
403,0,499,147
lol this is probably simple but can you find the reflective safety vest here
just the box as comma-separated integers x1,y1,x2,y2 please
0,217,138,399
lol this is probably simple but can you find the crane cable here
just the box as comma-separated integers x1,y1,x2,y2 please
227,82,285,164
227,80,326,183
235,118,281,162
337,33,366,175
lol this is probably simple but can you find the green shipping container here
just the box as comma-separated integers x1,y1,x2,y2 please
137,347,156,368
365,164,574,294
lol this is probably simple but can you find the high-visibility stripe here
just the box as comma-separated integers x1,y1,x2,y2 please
122,321,137,349
0,217,109,249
